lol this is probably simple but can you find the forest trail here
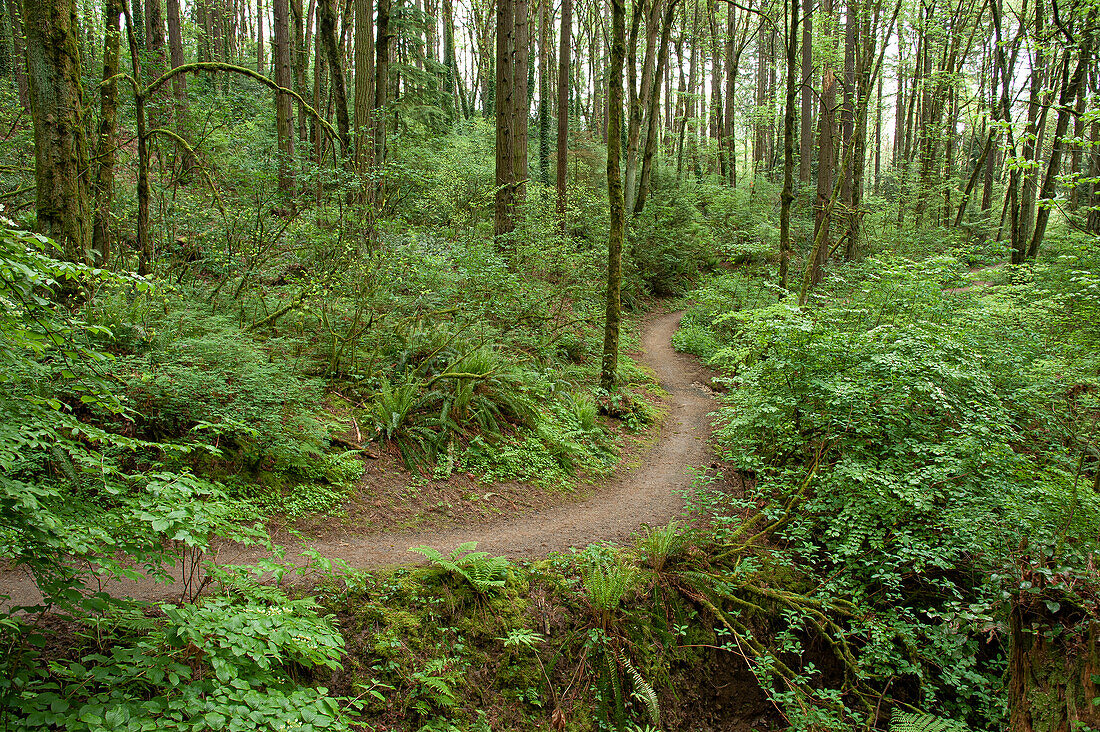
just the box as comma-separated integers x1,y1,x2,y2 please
1,310,718,607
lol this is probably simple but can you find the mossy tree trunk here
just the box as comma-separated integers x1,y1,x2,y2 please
601,0,625,391
22,0,92,264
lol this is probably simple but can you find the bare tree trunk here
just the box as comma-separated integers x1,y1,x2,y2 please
256,0,264,72
753,16,766,170
6,0,28,110
273,0,295,194
318,0,351,158
353,0,374,178
779,0,798,291
374,0,390,160
798,0,811,183
1029,43,1091,259
634,0,677,214
601,0,626,391
24,0,92,264
839,0,855,216
92,0,122,266
495,0,529,237
810,0,836,286
556,0,571,230
625,0,658,213
537,0,550,184
722,4,735,184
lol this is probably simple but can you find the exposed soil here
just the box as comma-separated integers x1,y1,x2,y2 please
0,309,721,607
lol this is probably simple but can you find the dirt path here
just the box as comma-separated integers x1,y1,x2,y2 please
1,310,718,606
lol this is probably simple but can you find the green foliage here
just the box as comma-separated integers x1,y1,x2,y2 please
2,595,351,732
890,710,971,732
679,247,1100,727
409,542,511,596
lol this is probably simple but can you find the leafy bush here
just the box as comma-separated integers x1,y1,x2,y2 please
3,596,351,732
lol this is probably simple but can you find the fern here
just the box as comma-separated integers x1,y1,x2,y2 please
409,541,510,595
620,650,660,727
889,710,970,732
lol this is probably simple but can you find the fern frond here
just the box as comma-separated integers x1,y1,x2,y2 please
620,650,660,727
889,710,970,732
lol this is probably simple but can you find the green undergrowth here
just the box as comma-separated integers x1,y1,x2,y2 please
673,238,1100,729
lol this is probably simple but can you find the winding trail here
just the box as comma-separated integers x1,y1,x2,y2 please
1,310,718,606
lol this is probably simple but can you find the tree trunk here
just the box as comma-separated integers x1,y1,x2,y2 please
273,0,295,194
810,0,836,287
555,0,571,230
798,0,811,183
374,0,389,161
494,0,529,238
165,0,194,175
625,0,658,213
779,0,798,291
537,0,550,185
839,0,855,215
634,0,677,214
318,0,351,158
353,0,374,177
23,0,92,264
722,4,735,184
601,0,626,391
1029,43,1091,259
6,0,27,110
92,0,122,266
255,0,264,72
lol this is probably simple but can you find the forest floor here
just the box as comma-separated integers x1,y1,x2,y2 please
1,309,726,607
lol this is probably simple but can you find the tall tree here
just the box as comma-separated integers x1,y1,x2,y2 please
555,0,571,230
494,0,529,237
273,0,295,193
354,0,375,178
798,0,812,182
537,0,551,185
634,0,678,214
318,0,351,157
779,0,799,291
92,0,123,265
810,0,836,287
374,0,390,161
601,0,626,391
6,0,28,109
23,0,92,263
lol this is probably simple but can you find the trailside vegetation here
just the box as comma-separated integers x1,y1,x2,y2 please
1,0,1099,727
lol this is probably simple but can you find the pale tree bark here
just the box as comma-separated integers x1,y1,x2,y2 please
23,0,93,264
